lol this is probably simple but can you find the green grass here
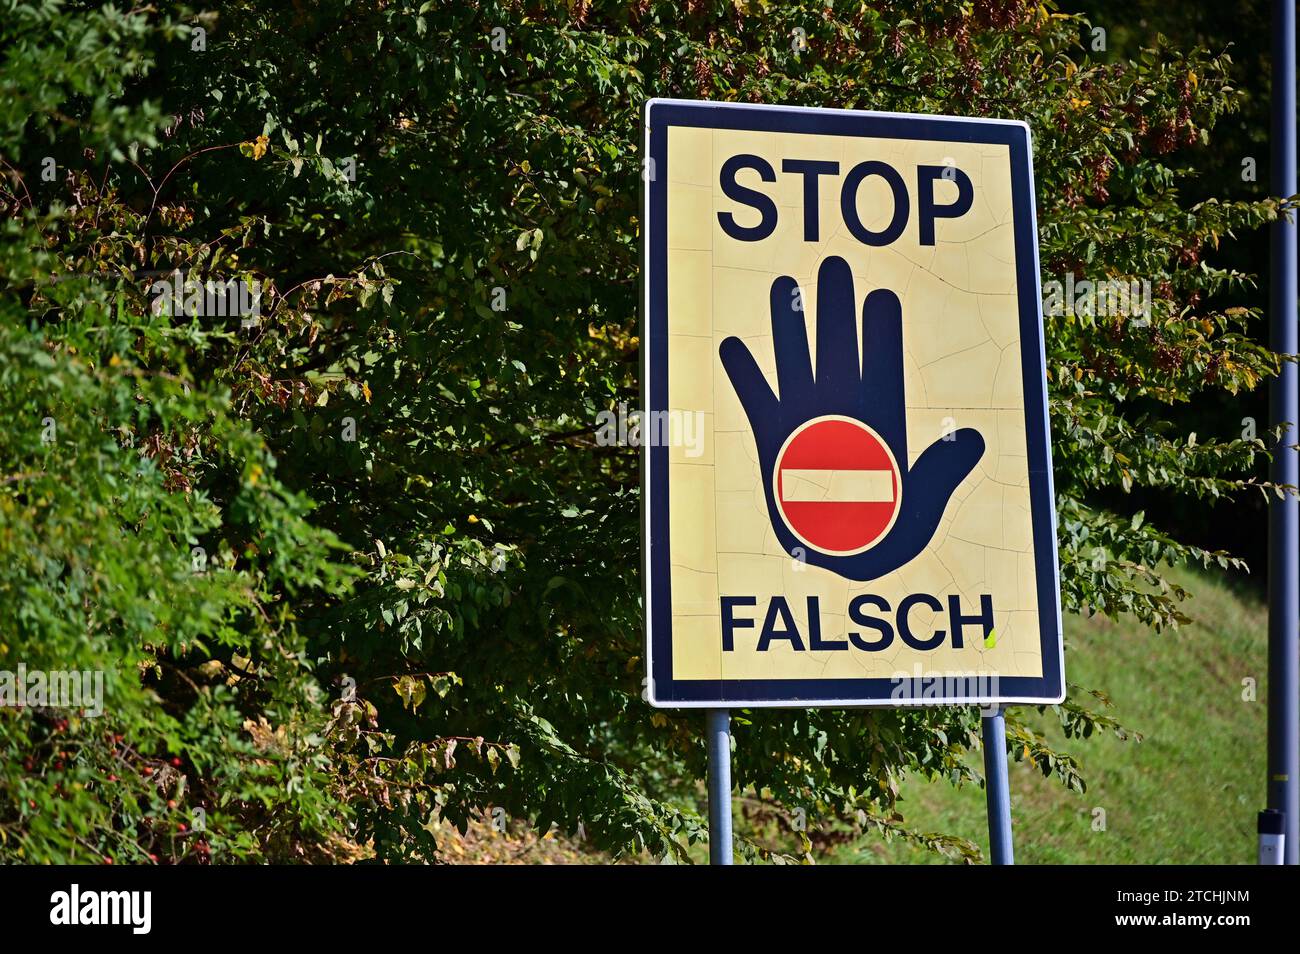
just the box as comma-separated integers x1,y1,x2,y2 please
834,566,1270,864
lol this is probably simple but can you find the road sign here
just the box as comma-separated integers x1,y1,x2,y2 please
775,416,901,555
642,99,1063,707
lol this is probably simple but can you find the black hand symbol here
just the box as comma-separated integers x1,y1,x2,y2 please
719,256,985,581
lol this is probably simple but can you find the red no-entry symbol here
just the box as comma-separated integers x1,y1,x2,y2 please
774,416,901,555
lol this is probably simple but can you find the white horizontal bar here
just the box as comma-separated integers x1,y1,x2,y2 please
780,469,893,503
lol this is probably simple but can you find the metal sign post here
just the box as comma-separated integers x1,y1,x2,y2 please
1265,0,1299,866
705,709,733,864
981,706,1015,865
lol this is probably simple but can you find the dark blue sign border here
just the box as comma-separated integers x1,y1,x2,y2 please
643,99,1063,707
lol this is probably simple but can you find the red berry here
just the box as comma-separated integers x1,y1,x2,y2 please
171,757,182,767
177,823,187,832
166,800,177,809
106,774,117,782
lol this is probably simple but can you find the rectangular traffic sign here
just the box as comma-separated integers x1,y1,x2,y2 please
642,99,1063,707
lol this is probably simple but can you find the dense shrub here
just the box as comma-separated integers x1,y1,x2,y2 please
0,0,1281,862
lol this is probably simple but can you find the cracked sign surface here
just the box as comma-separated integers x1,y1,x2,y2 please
643,100,1063,707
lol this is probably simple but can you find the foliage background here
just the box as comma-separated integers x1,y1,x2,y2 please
0,0,1283,863
1058,0,1278,579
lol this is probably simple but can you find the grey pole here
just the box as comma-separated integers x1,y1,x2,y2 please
981,706,1014,865
1266,0,1299,866
706,708,733,864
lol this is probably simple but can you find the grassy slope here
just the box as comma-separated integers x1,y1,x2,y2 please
834,566,1269,864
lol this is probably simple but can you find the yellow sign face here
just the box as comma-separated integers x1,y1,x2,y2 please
643,100,1063,707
